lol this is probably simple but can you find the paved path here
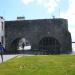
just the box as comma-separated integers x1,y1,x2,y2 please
0,55,17,63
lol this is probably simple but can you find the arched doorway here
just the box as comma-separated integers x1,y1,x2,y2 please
18,38,31,50
39,37,61,54
9,38,31,54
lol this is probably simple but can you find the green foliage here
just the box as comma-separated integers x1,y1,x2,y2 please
0,55,75,75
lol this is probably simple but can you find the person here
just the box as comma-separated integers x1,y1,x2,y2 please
0,42,4,62
22,42,25,54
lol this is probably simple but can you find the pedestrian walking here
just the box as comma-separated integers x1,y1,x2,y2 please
0,42,4,62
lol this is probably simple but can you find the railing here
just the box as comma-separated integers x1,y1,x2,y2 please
72,42,75,43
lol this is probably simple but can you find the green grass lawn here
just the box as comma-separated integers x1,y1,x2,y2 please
0,55,75,75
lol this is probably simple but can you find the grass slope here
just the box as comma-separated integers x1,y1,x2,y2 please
0,55,75,75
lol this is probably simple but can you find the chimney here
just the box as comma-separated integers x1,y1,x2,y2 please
17,16,25,20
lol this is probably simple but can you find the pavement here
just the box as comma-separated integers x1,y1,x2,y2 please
0,55,17,63
0,54,35,63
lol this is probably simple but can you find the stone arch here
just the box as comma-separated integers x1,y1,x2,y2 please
8,37,31,53
39,37,61,54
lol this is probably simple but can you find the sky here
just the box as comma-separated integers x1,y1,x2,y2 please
0,0,75,46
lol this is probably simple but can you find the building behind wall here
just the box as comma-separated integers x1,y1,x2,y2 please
0,17,5,48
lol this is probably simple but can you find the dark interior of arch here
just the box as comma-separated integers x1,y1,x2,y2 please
39,37,61,54
8,38,20,53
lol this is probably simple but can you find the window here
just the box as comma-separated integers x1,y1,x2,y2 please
1,22,4,30
1,36,4,44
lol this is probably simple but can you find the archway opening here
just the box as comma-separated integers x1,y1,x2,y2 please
18,38,31,50
39,37,61,54
9,38,31,54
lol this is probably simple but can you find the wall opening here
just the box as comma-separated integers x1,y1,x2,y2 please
9,38,31,54
18,38,31,50
39,37,61,54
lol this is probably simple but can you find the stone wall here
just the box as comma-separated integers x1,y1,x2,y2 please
5,18,72,54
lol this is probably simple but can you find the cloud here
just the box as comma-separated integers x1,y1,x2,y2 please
60,0,75,25
43,0,58,13
36,0,43,4
22,0,60,13
69,28,75,41
22,0,34,5
37,0,60,13
60,0,75,41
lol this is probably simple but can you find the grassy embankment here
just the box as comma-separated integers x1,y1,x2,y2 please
0,55,75,75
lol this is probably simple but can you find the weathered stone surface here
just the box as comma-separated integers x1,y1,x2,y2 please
5,18,72,54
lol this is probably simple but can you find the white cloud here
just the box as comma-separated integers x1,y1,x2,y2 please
36,0,43,4
43,0,57,13
22,0,60,13
37,0,60,13
22,0,34,5
60,0,75,41
60,0,75,25
69,28,75,41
